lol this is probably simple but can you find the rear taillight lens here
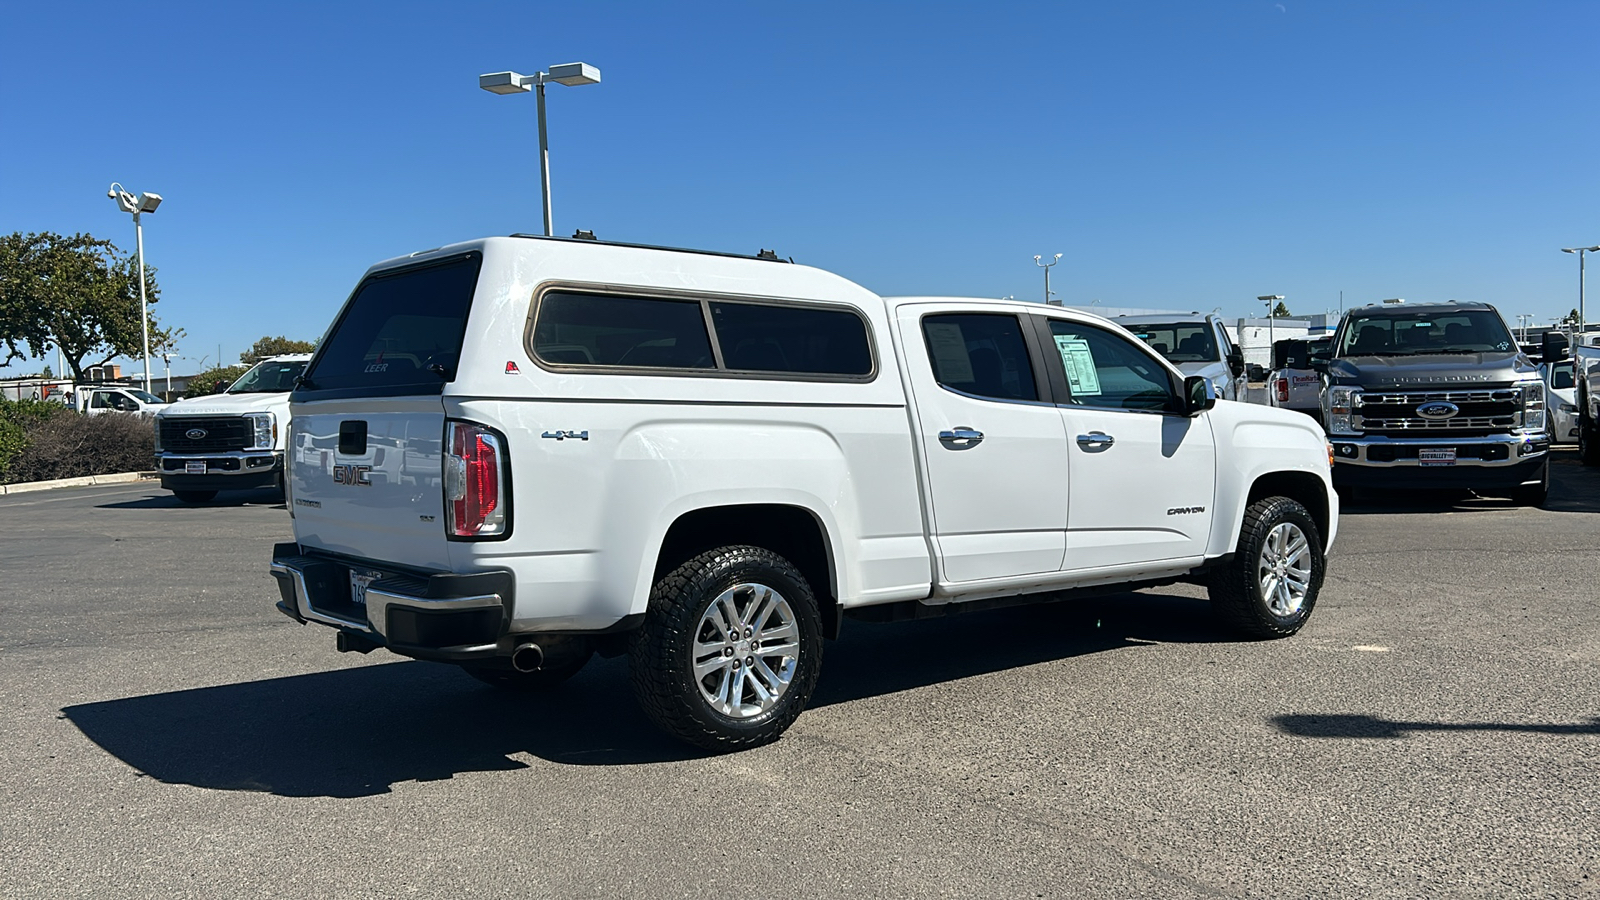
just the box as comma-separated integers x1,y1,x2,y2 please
445,421,509,539
1275,378,1289,402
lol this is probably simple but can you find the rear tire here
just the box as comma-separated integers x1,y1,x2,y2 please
1581,416,1600,466
462,651,592,692
1209,496,1326,639
629,545,823,752
172,490,217,504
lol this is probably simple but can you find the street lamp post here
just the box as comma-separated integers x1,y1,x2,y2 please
1259,295,1284,363
479,62,602,237
1034,254,1062,305
1561,245,1600,343
106,183,162,393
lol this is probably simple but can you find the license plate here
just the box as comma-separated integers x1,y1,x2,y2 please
1419,448,1456,466
349,569,382,606
185,461,206,474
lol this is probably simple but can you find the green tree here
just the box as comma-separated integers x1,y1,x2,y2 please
0,232,182,383
240,335,316,364
1564,309,1582,325
183,364,250,398
1271,301,1291,318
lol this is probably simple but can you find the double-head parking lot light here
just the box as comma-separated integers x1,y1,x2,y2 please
478,62,602,237
107,182,163,392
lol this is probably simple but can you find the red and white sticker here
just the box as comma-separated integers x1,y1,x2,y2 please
505,361,521,374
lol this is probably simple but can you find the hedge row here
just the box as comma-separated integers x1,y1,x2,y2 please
0,400,154,484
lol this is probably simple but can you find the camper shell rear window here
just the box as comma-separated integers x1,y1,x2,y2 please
299,253,482,397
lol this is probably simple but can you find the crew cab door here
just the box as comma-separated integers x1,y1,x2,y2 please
897,306,1069,583
1033,315,1217,572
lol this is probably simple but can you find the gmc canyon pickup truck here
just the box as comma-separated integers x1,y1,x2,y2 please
270,235,1337,750
1316,300,1550,505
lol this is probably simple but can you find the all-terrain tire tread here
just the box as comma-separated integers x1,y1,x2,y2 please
1208,496,1324,640
629,545,821,752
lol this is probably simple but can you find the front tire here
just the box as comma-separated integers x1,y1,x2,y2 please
629,545,823,751
1581,415,1600,466
1209,496,1326,639
1511,461,1549,507
172,490,217,504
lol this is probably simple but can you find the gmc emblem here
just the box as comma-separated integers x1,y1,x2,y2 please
333,464,372,486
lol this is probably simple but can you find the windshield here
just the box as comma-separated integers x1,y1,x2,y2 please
1336,309,1515,357
228,359,309,393
127,390,163,404
1127,323,1219,362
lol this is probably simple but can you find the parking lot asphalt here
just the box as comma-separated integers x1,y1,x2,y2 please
2,453,1598,899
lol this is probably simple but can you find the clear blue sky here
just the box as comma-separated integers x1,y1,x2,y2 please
3,0,1597,375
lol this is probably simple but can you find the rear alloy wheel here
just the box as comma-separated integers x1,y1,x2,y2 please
172,490,217,504
630,545,822,751
1209,496,1325,639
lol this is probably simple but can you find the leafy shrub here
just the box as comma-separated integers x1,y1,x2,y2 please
184,365,250,398
0,398,71,479
0,410,153,484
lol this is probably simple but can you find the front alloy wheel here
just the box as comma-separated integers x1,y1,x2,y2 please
1210,496,1326,638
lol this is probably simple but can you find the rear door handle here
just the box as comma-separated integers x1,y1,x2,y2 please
938,427,984,449
1076,431,1114,450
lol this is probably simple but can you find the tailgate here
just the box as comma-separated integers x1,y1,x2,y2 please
289,397,450,569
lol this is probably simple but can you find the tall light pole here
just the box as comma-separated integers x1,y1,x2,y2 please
107,183,162,393
1561,245,1600,342
1034,253,1062,305
1259,295,1284,361
479,62,602,237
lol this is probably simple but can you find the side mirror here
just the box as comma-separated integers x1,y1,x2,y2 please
1308,350,1331,373
1227,346,1245,378
1542,331,1569,363
1183,375,1217,415
211,380,232,394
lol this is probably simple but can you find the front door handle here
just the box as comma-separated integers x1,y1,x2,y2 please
938,427,984,449
1076,431,1114,451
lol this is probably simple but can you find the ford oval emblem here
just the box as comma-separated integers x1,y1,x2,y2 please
185,428,208,440
1415,401,1459,420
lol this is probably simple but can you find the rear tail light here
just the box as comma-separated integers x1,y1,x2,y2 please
1275,378,1289,402
445,421,509,539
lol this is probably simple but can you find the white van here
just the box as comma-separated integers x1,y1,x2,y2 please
271,236,1336,750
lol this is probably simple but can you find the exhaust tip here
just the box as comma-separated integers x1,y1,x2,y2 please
511,642,544,673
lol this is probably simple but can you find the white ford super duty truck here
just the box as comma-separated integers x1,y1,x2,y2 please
271,235,1337,750
154,354,311,503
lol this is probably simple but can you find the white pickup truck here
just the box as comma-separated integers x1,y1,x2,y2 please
153,354,311,503
270,236,1337,750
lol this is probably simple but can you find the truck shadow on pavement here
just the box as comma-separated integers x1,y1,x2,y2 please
96,488,285,509
1341,456,1600,516
61,591,1226,797
1271,713,1600,739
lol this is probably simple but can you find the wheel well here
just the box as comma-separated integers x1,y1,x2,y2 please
654,505,839,638
1247,472,1330,543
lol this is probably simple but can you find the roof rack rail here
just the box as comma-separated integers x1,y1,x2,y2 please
508,233,791,263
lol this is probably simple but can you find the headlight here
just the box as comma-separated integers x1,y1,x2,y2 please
1557,401,1577,413
245,412,276,451
152,416,164,452
1328,386,1362,435
1518,383,1545,432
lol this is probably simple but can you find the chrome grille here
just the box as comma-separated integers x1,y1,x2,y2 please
1357,388,1519,436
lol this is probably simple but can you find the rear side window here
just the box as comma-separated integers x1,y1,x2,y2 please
530,290,875,379
710,302,872,375
532,292,715,369
302,254,482,393
921,314,1039,402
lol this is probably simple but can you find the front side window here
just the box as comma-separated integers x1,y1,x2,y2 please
1047,320,1176,412
1127,323,1219,362
90,392,114,409
921,314,1038,402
